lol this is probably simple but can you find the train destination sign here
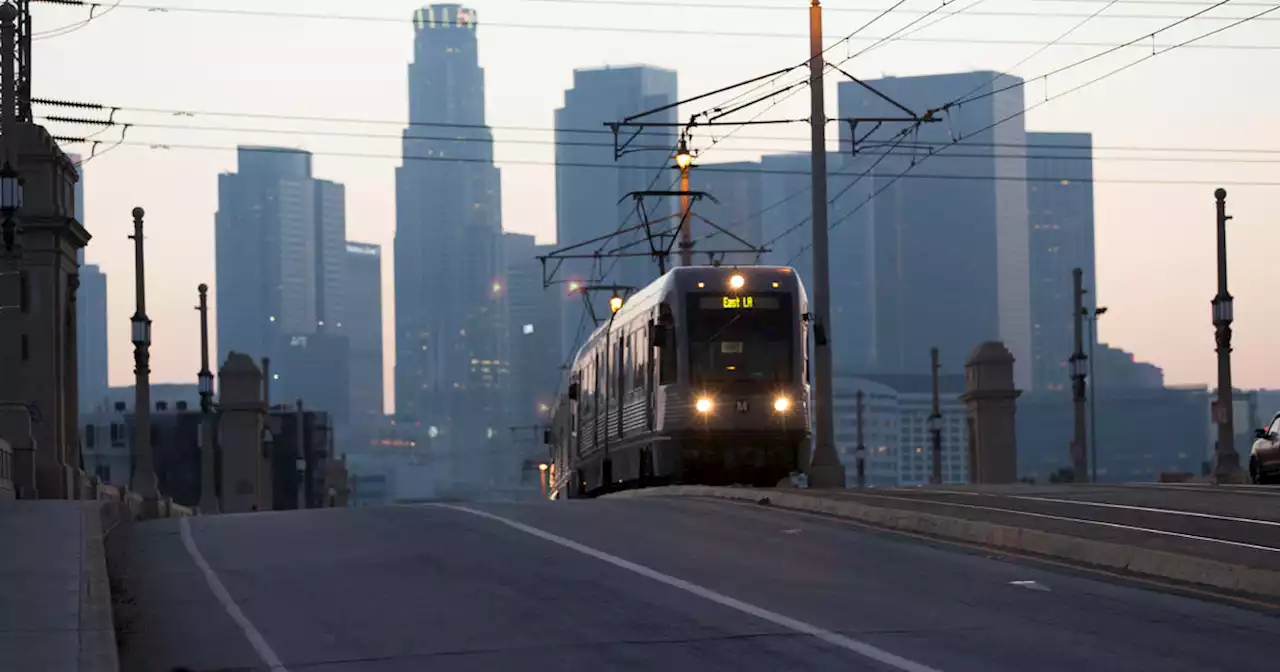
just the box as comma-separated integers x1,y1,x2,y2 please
699,295,781,310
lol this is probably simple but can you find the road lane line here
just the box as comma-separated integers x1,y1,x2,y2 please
433,503,943,672
838,492,1280,553
1007,495,1280,527
179,517,290,672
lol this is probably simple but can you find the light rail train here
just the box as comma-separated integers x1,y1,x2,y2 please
544,266,811,498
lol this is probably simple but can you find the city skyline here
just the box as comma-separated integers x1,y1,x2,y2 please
43,0,1280,405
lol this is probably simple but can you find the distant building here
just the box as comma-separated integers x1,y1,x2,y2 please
77,266,108,412
1019,387,1209,483
315,179,347,327
1027,132,1096,392
689,161,763,266
266,406,336,510
395,3,506,456
81,398,203,504
758,152,877,372
345,242,384,448
1093,343,1163,390
835,373,970,486
837,72,1033,388
67,153,110,413
503,233,562,432
215,146,349,437
554,64,678,361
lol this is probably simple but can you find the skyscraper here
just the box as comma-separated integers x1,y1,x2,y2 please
503,233,562,431
1026,132,1096,391
315,179,347,327
837,72,1033,389
394,4,505,452
68,153,109,412
756,152,877,372
345,241,384,446
554,65,677,361
688,161,763,267
215,147,349,421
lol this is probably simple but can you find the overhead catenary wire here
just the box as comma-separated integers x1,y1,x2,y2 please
780,0,1280,264
47,136,1280,187
36,99,1280,156
947,0,1240,109
743,0,1243,251
25,0,1278,48
43,115,1280,163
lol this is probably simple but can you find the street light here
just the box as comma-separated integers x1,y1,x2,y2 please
1086,306,1107,483
609,294,623,313
0,162,22,251
675,137,695,266
675,139,693,171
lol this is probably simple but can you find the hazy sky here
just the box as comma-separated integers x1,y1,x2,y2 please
34,0,1280,411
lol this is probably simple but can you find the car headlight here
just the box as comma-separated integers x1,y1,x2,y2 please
774,397,790,412
695,398,713,413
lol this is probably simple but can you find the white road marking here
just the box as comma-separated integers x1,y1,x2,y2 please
433,503,943,672
781,528,803,534
847,492,1280,554
1009,580,1050,592
1008,494,1280,527
180,517,290,672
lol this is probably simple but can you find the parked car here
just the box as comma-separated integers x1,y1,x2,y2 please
1249,413,1280,484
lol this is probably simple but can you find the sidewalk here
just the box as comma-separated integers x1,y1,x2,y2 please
0,500,118,672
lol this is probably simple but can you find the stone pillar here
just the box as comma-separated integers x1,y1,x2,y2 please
0,123,89,500
65,271,80,498
217,352,269,513
960,341,1022,484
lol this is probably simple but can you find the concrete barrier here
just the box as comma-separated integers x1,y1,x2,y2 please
80,503,120,672
609,485,1280,600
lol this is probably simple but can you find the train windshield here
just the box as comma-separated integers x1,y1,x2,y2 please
686,292,794,384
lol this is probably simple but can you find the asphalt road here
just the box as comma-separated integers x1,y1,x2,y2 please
110,496,1280,672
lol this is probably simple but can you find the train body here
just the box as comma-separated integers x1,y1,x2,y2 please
545,265,811,498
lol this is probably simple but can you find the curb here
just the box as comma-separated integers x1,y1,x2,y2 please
78,502,120,672
608,486,1280,600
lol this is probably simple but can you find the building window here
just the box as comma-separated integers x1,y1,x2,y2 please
85,425,95,449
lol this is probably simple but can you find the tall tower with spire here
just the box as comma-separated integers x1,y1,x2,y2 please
394,4,505,458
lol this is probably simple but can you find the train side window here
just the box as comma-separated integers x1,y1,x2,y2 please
658,324,676,385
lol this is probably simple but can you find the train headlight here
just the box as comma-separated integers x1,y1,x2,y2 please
774,397,790,412
729,274,745,290
695,397,713,413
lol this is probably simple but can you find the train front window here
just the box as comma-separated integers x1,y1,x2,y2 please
686,292,793,383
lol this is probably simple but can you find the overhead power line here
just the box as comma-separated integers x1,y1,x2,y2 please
36,99,1280,156
26,0,1278,48
778,0,1280,263
42,115,1280,163
525,0,1280,10
50,136,1280,187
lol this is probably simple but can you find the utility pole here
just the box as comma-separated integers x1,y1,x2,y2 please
929,347,942,485
1211,188,1240,481
855,389,866,488
1069,268,1088,483
1087,306,1107,484
676,138,694,267
129,207,159,517
295,398,306,510
805,0,845,489
197,283,219,514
